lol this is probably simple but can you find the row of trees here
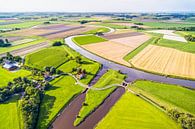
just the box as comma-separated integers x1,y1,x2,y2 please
185,35,195,42
19,87,42,129
167,109,195,129
0,52,22,64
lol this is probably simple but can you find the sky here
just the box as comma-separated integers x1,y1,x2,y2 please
0,0,194,12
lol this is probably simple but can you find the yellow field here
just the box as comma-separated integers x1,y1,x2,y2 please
131,45,195,79
83,35,150,66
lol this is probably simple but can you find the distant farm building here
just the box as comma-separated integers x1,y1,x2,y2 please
3,61,19,71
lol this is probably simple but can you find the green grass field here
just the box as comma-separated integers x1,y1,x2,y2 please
83,27,110,34
95,92,181,129
0,67,31,87
143,21,195,28
131,80,195,115
25,46,69,70
73,35,107,45
0,95,20,129
74,70,125,126
0,21,43,29
36,76,84,129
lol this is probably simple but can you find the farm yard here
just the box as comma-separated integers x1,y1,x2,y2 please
80,32,150,66
131,45,195,79
95,92,181,129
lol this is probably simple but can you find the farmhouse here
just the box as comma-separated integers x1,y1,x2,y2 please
3,61,19,71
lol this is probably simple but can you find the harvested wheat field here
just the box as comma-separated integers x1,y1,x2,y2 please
112,29,133,34
131,45,195,79
83,34,150,66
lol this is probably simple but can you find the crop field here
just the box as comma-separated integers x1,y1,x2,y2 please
0,95,20,129
83,27,110,34
131,45,195,79
82,34,150,66
43,26,95,39
74,70,126,126
0,67,31,87
132,80,195,115
0,38,47,55
142,21,195,28
0,21,43,29
12,38,36,46
111,22,150,28
102,32,144,40
25,46,69,70
73,35,107,45
95,92,181,129
111,29,133,34
37,76,84,129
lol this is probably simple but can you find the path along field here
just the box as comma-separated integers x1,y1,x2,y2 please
131,45,195,79
95,92,181,129
82,33,150,66
0,95,20,129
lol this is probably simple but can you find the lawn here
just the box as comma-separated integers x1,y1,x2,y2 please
0,67,31,87
73,35,107,45
0,95,20,129
83,27,110,34
25,46,69,70
95,92,181,129
131,80,195,115
74,70,126,126
0,21,43,29
36,76,84,129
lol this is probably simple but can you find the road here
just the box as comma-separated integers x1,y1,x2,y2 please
65,36,195,88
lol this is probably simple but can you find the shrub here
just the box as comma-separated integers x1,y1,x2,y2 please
52,41,63,46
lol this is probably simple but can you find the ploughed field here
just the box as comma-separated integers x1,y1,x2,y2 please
131,45,195,79
95,92,181,129
78,32,150,66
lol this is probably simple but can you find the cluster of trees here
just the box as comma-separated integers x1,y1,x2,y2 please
44,66,63,75
19,86,42,129
167,109,195,129
185,35,195,42
131,26,144,30
0,38,11,47
52,41,63,46
80,20,89,24
167,27,195,31
0,77,35,102
134,22,144,25
0,52,22,64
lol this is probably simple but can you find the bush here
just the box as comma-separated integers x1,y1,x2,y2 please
52,41,63,46
185,35,195,42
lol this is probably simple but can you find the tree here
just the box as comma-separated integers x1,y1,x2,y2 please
52,41,63,46
75,56,82,64
50,67,56,74
44,66,51,72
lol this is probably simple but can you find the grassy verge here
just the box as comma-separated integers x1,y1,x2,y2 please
73,35,107,45
0,67,31,88
131,80,195,115
74,70,126,126
123,37,158,61
0,95,20,129
95,92,181,129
